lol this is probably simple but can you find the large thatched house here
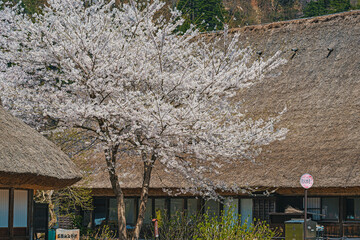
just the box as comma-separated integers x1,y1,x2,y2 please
0,106,81,239
78,10,360,238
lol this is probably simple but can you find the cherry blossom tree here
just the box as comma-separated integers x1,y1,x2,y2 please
0,0,288,239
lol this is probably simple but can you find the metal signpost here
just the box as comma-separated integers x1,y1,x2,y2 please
300,173,314,240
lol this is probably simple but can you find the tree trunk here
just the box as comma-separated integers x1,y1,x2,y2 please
104,147,127,240
132,153,156,240
47,190,57,228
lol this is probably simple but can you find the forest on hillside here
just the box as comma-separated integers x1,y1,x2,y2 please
2,0,360,30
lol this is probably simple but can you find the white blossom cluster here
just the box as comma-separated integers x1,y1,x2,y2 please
0,0,288,198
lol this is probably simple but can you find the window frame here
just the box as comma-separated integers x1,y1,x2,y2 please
306,196,340,223
345,197,360,222
321,197,340,222
0,188,32,239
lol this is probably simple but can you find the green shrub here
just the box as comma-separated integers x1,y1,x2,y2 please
303,0,352,18
145,207,278,240
145,210,201,240
194,208,278,240
81,225,116,240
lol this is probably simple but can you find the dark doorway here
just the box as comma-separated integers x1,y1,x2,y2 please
33,203,49,240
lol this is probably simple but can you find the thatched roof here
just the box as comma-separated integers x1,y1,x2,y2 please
80,11,360,195
0,106,82,189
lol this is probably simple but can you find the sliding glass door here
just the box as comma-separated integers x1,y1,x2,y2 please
0,189,9,237
0,189,30,239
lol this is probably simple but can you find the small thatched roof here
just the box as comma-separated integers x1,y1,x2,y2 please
80,11,360,195
0,106,82,189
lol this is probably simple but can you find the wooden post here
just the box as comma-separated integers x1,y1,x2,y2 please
184,197,188,212
27,190,34,240
45,203,49,240
304,189,307,240
166,198,171,219
9,188,14,240
339,196,344,237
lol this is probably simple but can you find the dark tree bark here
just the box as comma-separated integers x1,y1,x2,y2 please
132,153,156,240
104,146,127,240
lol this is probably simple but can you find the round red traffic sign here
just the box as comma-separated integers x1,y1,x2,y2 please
300,173,314,189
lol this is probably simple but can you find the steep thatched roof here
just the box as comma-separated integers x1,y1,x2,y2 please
0,106,82,189
80,11,360,195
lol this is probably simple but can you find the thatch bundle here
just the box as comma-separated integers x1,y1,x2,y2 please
80,10,360,195
0,106,81,189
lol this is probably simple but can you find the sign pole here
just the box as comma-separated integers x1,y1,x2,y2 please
304,189,307,240
300,173,313,240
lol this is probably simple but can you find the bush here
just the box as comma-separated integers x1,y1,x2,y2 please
81,225,116,240
194,208,278,240
145,207,278,240
145,210,201,240
303,0,352,18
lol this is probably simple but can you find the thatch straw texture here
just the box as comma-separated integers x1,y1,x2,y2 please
80,11,360,193
0,106,81,189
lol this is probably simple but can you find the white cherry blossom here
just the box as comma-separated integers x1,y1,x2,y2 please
0,0,287,238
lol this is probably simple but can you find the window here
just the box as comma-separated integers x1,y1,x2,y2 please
108,198,137,225
13,190,28,227
125,198,136,225
322,198,339,221
154,199,166,219
170,199,184,217
143,199,152,224
240,199,253,225
307,197,321,221
204,200,220,218
109,198,117,221
0,190,9,228
253,198,274,222
346,198,360,220
224,198,238,219
93,198,107,226
187,198,199,216
305,197,339,221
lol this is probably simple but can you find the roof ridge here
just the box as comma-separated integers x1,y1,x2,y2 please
228,10,360,33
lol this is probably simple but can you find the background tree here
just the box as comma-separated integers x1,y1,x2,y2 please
34,130,96,229
177,0,227,31
0,0,287,239
303,0,351,17
1,0,47,15
35,187,93,229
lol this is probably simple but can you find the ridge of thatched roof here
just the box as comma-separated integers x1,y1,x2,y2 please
230,10,360,33
79,10,360,193
0,106,82,189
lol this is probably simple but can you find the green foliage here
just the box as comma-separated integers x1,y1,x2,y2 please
34,187,93,228
145,207,278,240
81,225,116,240
56,187,93,216
72,215,93,237
149,211,201,239
195,208,278,240
303,0,351,17
176,0,227,32
303,0,328,17
1,0,46,15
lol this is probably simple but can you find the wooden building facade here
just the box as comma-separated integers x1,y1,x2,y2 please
0,106,81,240
77,10,360,239
83,188,360,238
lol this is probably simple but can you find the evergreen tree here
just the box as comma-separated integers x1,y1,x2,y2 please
1,0,46,15
304,0,351,17
177,0,227,32
328,0,351,13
